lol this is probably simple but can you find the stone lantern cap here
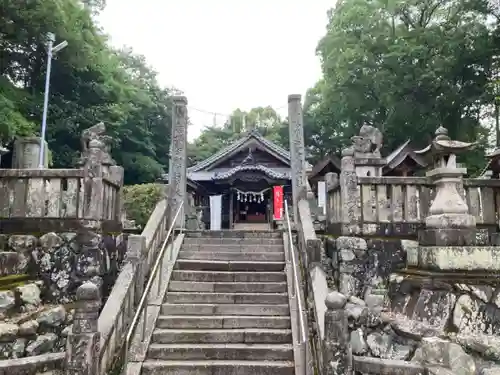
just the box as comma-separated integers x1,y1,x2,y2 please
415,126,475,170
486,147,500,174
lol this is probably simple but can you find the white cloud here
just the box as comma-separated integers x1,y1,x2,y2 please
98,0,333,140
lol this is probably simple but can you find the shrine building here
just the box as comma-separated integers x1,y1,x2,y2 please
182,129,312,230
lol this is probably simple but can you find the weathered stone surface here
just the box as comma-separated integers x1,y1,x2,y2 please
12,338,26,358
0,324,19,342
412,289,456,330
453,294,483,333
25,333,57,356
418,337,476,375
418,246,500,271
37,306,66,327
336,236,367,251
419,228,477,246
455,333,500,361
0,291,15,316
0,252,19,276
402,240,419,267
350,328,368,354
481,367,500,375
366,331,413,360
16,283,41,308
8,235,36,273
18,320,39,336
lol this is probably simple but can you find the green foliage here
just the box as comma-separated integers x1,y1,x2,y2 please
0,0,174,184
123,183,164,228
305,0,500,171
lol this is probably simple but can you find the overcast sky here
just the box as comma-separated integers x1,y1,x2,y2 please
98,0,333,141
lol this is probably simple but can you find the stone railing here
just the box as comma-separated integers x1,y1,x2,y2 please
295,198,328,375
326,173,500,237
93,197,170,375
0,167,123,232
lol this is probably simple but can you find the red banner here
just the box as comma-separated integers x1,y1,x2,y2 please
273,186,284,220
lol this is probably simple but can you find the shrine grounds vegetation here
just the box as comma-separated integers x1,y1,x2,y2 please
122,183,164,228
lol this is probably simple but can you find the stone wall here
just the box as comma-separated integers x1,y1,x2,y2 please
0,232,127,304
325,236,409,298
0,232,127,362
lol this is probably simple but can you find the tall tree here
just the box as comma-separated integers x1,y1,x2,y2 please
0,0,175,184
310,0,499,172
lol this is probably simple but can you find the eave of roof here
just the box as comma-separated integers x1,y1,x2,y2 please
384,140,427,172
189,130,312,172
309,154,341,179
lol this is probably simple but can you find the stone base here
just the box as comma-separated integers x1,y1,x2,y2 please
418,228,487,246
418,246,500,271
425,213,475,229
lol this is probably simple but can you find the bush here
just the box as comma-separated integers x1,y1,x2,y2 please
123,183,164,228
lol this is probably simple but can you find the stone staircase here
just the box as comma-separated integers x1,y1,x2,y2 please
141,230,295,375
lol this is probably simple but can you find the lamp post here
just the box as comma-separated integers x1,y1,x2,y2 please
38,32,68,168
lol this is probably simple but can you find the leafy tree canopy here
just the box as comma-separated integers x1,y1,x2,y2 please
0,0,175,184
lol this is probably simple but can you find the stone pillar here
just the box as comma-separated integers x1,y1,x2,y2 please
325,172,339,229
126,235,146,304
12,137,49,168
339,152,361,236
169,96,188,228
288,94,307,224
65,282,101,375
323,291,352,375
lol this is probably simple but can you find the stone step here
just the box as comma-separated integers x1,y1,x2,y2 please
141,360,295,375
165,292,288,305
185,230,282,239
181,243,284,252
147,343,294,361
171,270,286,282
183,237,283,245
161,303,290,316
168,281,287,293
152,328,292,344
178,251,285,262
156,315,291,329
174,259,285,272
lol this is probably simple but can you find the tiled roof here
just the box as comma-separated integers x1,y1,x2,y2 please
188,130,312,172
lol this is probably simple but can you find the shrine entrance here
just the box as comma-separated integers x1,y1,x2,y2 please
233,188,270,225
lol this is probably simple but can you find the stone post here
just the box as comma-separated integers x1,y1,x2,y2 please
12,137,49,168
324,172,339,229
323,291,352,375
65,282,101,375
339,152,361,236
126,235,146,304
169,96,188,228
288,94,307,224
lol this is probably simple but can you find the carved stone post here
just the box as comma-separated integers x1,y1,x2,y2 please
169,96,188,228
288,94,307,224
65,282,101,375
339,151,360,236
323,291,352,375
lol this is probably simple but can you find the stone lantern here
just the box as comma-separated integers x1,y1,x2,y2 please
415,126,476,232
412,127,498,271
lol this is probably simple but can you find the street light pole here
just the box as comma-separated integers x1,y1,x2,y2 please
38,33,55,168
38,32,68,168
